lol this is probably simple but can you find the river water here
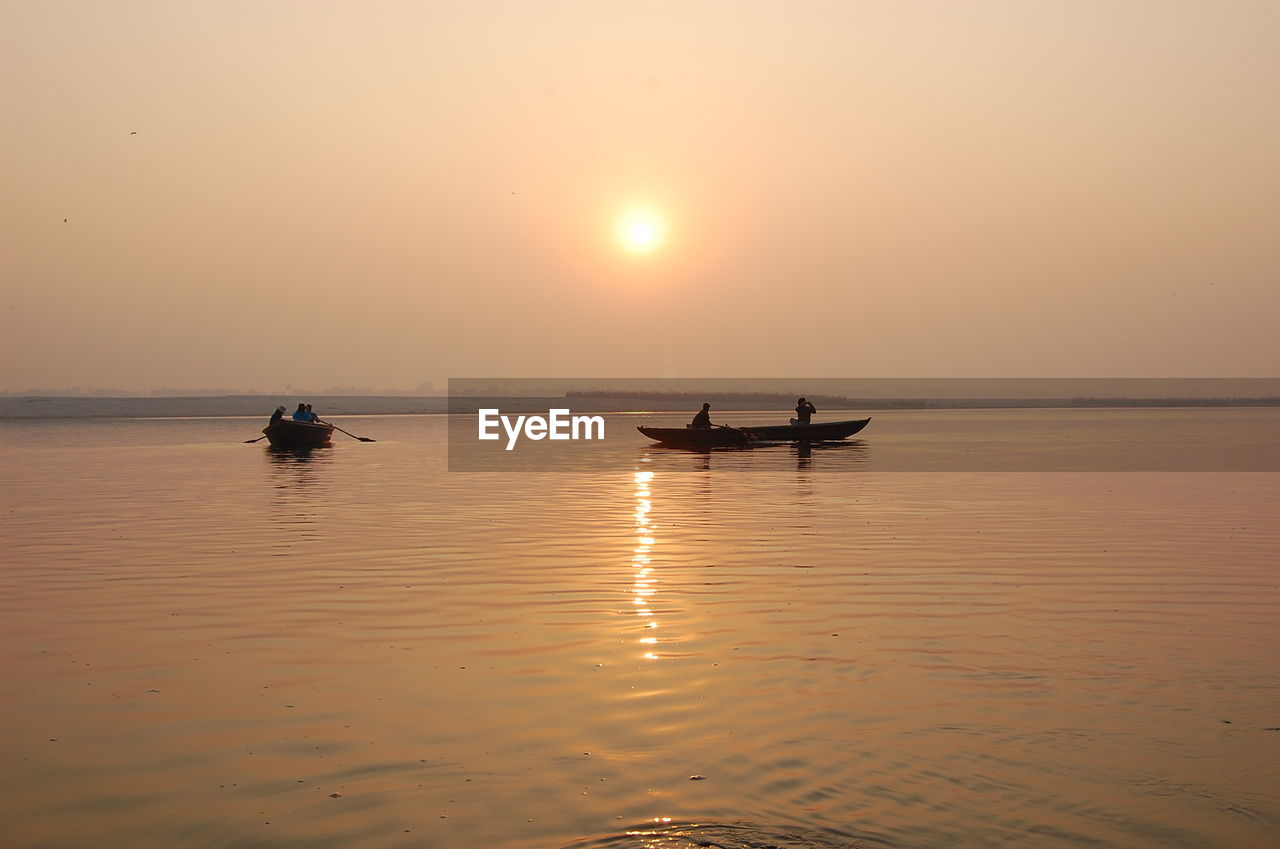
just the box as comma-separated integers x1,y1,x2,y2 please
2,411,1277,849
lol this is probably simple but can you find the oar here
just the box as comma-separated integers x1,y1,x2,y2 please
319,419,376,442
244,433,270,443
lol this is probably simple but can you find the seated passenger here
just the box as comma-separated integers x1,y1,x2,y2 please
690,402,713,428
292,403,309,422
791,397,816,426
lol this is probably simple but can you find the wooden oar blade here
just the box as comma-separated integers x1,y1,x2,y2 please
318,420,375,442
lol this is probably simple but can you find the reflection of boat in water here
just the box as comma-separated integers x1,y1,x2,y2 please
638,418,870,447
262,419,335,448
266,444,328,461
741,417,870,441
636,425,751,448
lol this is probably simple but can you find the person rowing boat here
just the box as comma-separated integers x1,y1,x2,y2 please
690,402,714,428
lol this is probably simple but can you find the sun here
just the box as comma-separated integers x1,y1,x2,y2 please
617,208,665,253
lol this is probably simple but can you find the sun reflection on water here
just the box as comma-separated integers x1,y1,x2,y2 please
632,470,659,661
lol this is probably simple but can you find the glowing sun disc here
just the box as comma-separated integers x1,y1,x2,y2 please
617,209,665,253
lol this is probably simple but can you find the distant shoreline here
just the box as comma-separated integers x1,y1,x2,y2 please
0,395,450,420
561,391,1280,411
3,393,1279,420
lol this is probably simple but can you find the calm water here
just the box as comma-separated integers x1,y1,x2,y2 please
2,411,1278,849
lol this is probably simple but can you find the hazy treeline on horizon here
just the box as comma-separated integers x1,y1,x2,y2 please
7,385,1280,420
0,383,446,398
457,378,1280,399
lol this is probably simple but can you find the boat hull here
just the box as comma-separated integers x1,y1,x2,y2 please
740,418,871,441
263,419,335,448
637,425,751,448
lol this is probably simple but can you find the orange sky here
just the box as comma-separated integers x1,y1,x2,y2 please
4,1,1278,393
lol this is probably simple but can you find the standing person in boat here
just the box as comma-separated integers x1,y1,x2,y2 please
292,403,310,422
690,402,714,429
268,405,286,427
792,397,816,426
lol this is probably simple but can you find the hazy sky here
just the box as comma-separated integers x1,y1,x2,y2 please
4,1,1278,392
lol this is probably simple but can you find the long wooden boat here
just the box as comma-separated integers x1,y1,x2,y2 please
263,419,335,448
740,418,871,441
637,425,751,448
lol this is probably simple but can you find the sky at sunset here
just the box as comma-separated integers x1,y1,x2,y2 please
4,1,1278,393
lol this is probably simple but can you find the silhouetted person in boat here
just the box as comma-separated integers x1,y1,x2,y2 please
690,402,714,428
792,397,816,426
292,403,310,422
268,405,286,427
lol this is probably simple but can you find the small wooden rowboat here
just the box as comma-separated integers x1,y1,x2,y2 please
636,425,751,448
263,419,335,448
741,418,871,441
638,418,871,448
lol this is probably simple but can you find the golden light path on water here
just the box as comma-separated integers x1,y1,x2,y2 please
630,466,678,835
632,469,659,661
